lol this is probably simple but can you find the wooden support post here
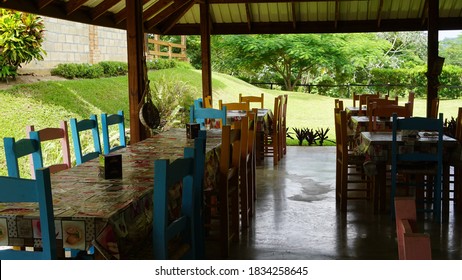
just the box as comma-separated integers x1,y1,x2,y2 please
427,0,439,118
126,0,148,143
200,0,212,103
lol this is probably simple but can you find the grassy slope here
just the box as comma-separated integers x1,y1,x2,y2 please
1,68,461,176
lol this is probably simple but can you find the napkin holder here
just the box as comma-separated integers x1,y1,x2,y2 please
186,123,200,139
99,154,122,179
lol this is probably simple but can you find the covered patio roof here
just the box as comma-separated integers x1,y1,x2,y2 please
1,0,461,35
1,0,460,142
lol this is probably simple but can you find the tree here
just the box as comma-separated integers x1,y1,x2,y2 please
0,9,46,81
440,35,462,67
215,34,348,91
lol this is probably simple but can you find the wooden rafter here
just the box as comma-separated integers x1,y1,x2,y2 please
421,0,429,26
143,0,173,21
145,0,190,31
38,0,54,10
92,0,119,20
159,0,195,34
114,0,151,25
245,2,252,31
334,0,339,29
292,1,296,30
66,0,88,15
377,0,384,28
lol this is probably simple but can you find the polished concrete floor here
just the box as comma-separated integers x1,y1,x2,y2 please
207,146,462,260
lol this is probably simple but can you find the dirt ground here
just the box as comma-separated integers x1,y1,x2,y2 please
0,73,66,91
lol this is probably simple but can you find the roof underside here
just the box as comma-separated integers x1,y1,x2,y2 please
0,0,461,35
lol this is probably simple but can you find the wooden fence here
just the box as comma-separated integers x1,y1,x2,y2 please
146,35,187,61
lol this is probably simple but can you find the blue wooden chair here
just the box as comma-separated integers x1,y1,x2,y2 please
152,136,205,259
3,137,42,178
70,114,102,165
0,168,57,260
391,113,444,222
101,110,126,155
189,105,227,129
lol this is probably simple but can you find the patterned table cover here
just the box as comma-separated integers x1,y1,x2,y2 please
0,128,221,259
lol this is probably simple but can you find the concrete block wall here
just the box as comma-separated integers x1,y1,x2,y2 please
21,17,127,74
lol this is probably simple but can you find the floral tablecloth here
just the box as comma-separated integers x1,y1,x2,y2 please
0,128,221,259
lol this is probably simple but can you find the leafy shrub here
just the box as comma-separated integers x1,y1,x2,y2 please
51,59,179,79
147,58,177,70
149,75,197,131
98,61,128,76
0,9,46,81
51,63,104,79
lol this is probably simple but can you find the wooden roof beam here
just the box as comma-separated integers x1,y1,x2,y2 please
145,0,191,31
66,0,88,15
158,0,195,34
92,0,119,20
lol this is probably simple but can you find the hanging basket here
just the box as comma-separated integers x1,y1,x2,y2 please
139,81,161,130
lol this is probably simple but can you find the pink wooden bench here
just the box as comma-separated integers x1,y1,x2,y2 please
394,197,432,260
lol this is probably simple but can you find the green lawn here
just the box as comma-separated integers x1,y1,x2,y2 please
1,68,460,176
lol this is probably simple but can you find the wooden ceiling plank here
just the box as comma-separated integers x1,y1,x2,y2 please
92,0,120,20
66,0,88,15
38,0,55,10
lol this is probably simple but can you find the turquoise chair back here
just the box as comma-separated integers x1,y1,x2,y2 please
4,137,42,178
0,168,57,260
70,114,101,165
152,137,205,259
101,110,126,155
189,105,227,129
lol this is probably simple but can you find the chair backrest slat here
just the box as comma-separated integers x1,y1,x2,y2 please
101,110,126,155
70,114,101,165
4,137,42,178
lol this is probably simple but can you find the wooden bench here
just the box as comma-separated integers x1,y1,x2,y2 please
394,197,432,260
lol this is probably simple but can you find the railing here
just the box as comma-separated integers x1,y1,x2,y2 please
250,82,462,97
146,35,187,61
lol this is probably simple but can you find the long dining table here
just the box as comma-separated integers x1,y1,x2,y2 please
358,131,460,216
0,128,222,259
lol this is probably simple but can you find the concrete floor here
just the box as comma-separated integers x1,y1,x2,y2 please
208,146,462,260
